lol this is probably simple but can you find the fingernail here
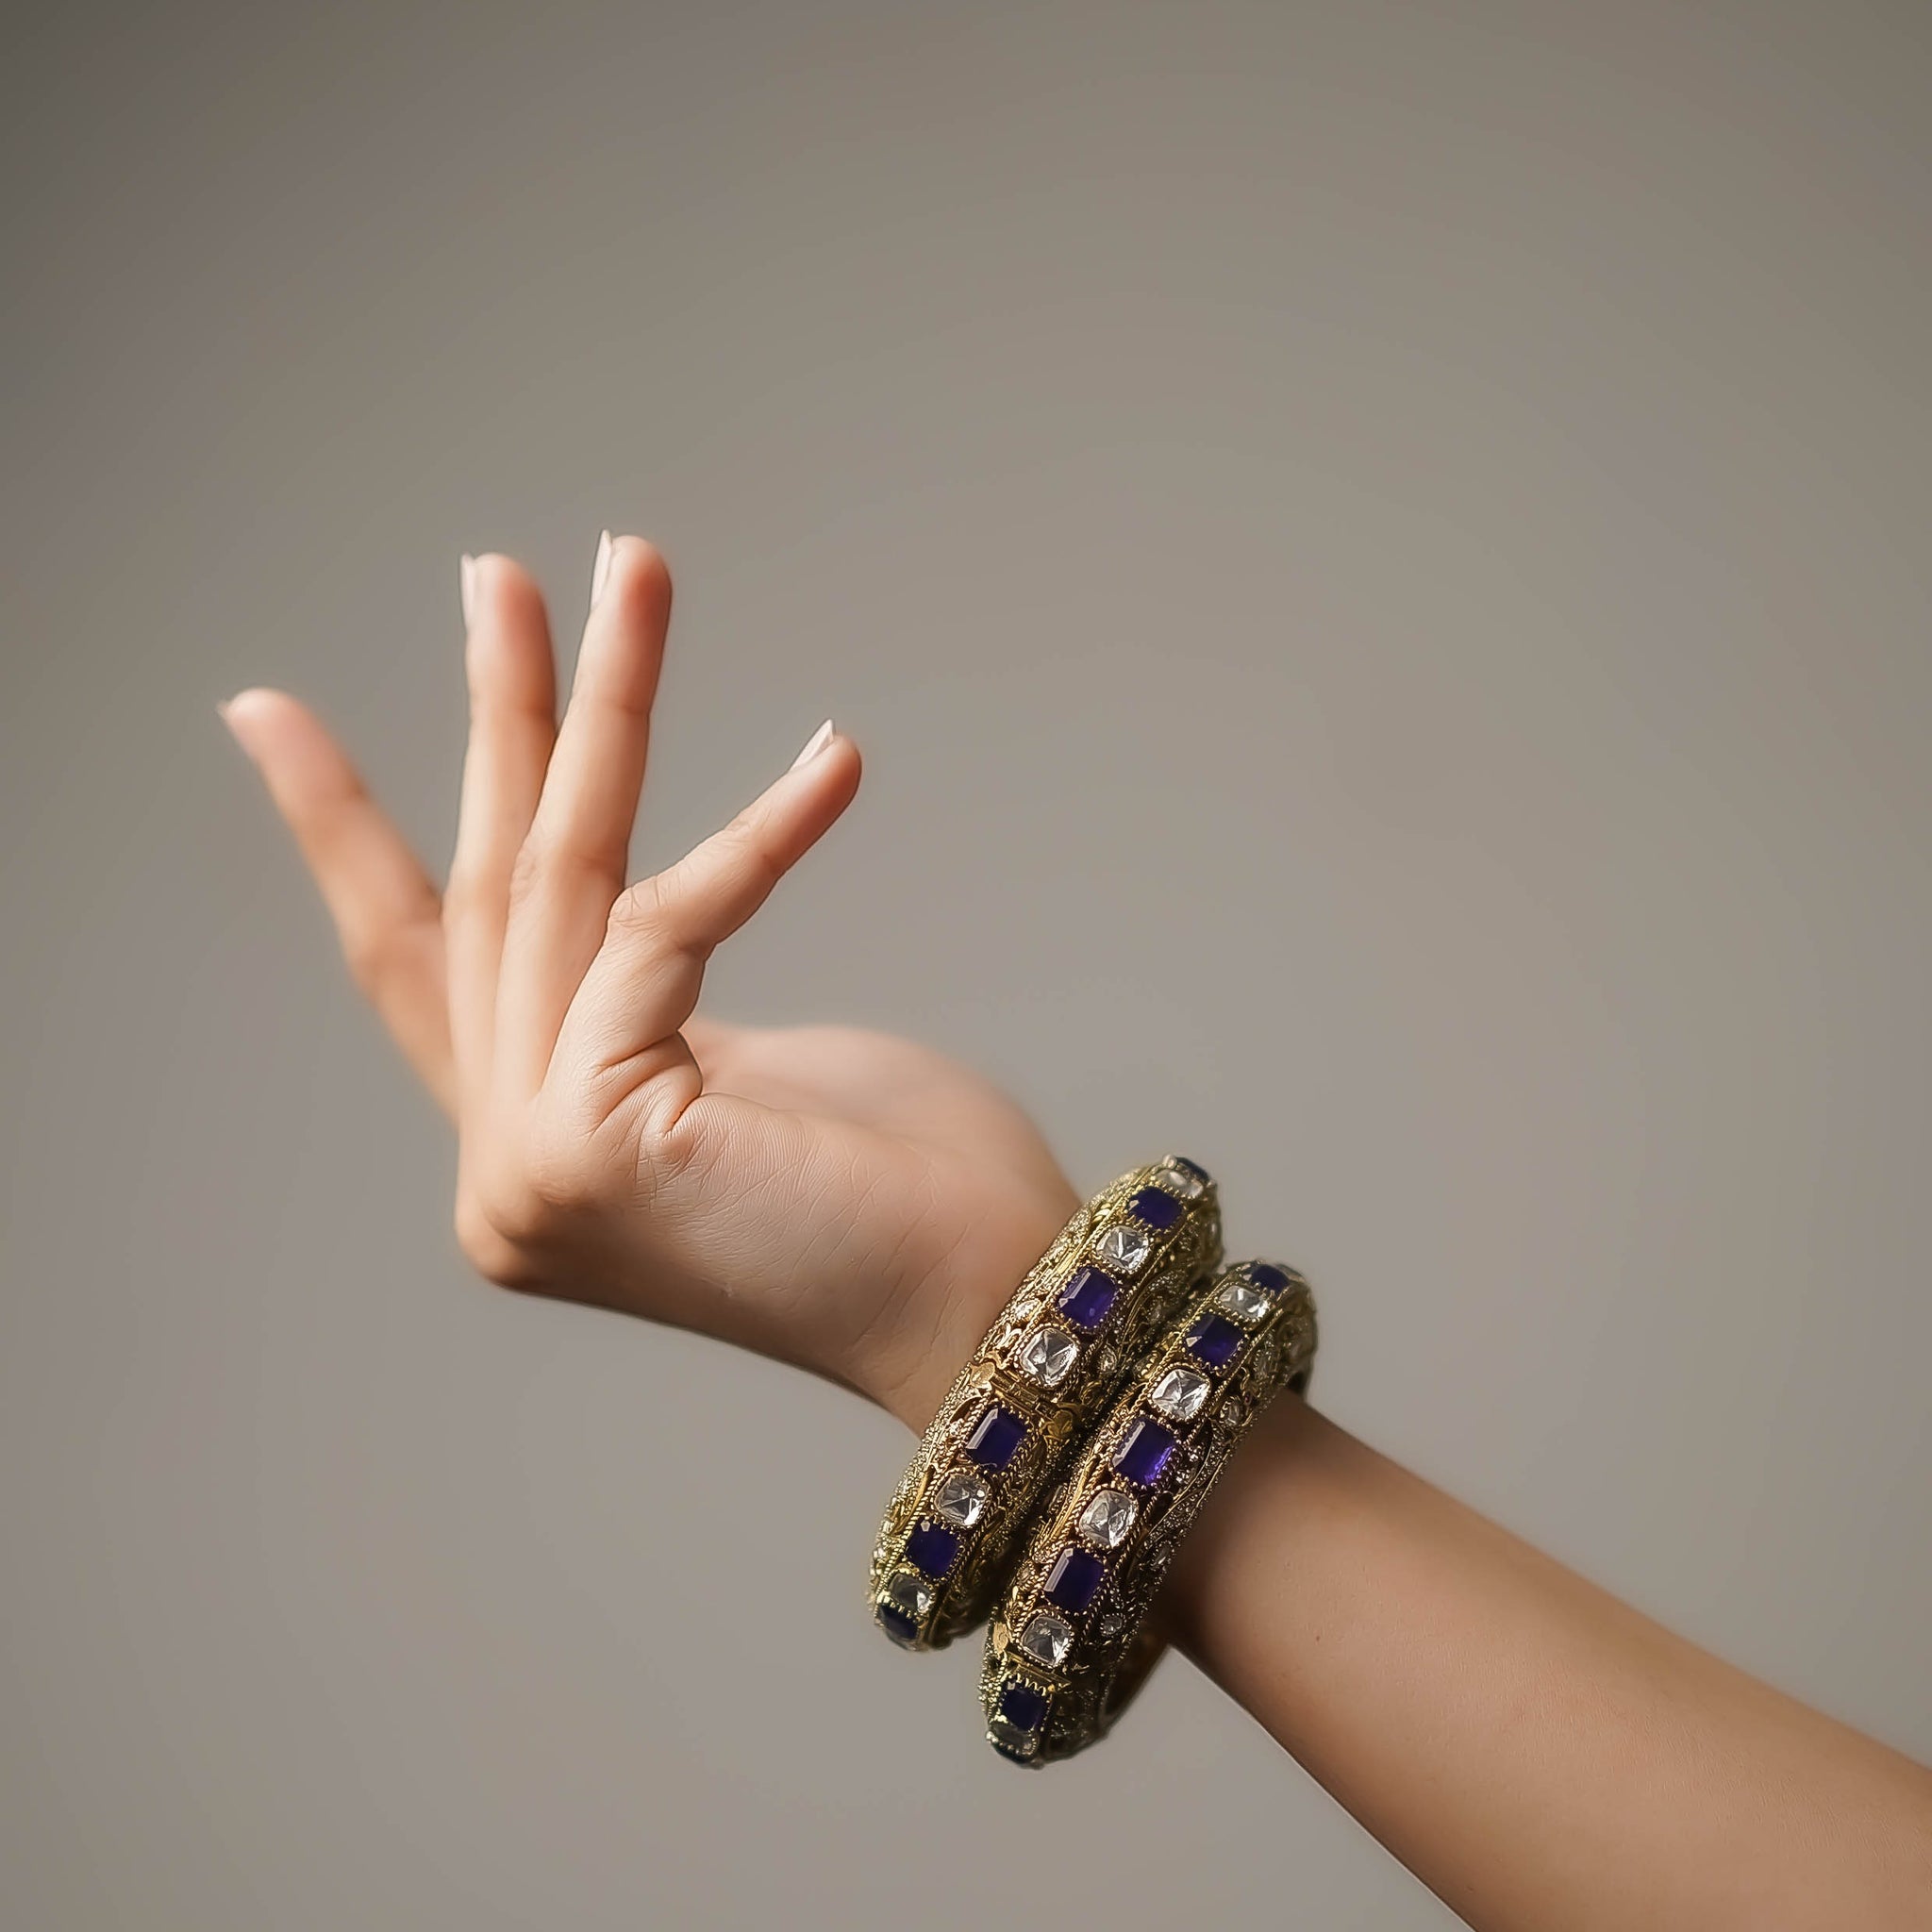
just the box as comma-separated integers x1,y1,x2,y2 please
218,694,258,757
459,553,477,626
590,529,613,607
791,718,836,770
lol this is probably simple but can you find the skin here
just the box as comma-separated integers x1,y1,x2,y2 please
226,536,1932,1931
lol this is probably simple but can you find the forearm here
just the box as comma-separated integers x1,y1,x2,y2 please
1163,1397,1932,1931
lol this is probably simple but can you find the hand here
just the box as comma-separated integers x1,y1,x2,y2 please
223,538,1076,1428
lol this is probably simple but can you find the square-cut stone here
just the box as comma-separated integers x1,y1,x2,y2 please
875,1569,932,1647
1019,1324,1078,1388
1128,1186,1183,1231
1016,1610,1073,1668
1214,1279,1272,1324
1091,1224,1151,1276
999,1679,1049,1733
906,1521,959,1577
1189,1311,1246,1368
876,1603,919,1646
932,1470,988,1529
1247,1262,1294,1293
1077,1487,1137,1551
1058,1265,1121,1332
965,1405,1026,1471
1158,1156,1210,1197
1113,1415,1178,1487
1043,1544,1105,1612
989,1719,1039,1761
1150,1364,1210,1422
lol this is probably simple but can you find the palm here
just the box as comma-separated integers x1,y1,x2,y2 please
666,1017,1075,1421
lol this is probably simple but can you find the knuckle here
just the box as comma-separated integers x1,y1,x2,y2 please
468,1142,556,1246
608,873,711,970
658,845,748,945
607,874,663,940
506,837,548,911
524,1133,597,1224
706,806,777,883
510,836,617,915
478,1174,549,1249
342,924,417,1001
452,1193,541,1291
459,1108,603,1264
726,819,782,892
440,868,491,930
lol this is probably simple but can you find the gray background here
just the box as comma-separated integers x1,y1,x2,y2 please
4,3,1929,1926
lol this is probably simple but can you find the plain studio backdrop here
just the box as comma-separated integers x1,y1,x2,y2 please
3,4,1928,1927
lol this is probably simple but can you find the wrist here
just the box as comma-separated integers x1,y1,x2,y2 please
1160,1390,1325,1658
865,1174,1082,1433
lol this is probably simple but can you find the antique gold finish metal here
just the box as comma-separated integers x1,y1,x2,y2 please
980,1258,1317,1762
868,1159,1223,1652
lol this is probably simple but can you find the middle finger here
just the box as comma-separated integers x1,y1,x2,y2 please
493,532,672,1098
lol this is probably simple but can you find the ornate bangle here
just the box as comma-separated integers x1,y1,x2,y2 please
868,1158,1224,1652
978,1257,1317,1764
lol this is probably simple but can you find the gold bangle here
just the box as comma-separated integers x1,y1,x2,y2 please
979,1257,1317,1763
868,1158,1224,1652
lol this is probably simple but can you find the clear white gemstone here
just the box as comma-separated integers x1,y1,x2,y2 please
1150,1365,1210,1422
1019,1324,1078,1388
1078,1487,1138,1551
933,1471,988,1529
1016,1611,1073,1668
882,1570,932,1620
1157,1161,1206,1199
1093,1224,1151,1275
1216,1279,1272,1323
1098,1611,1127,1641
988,1717,1039,1757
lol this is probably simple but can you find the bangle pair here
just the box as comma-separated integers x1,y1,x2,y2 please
867,1158,1317,1765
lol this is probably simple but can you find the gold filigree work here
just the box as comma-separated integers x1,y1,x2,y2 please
980,1259,1317,1764
867,1160,1224,1652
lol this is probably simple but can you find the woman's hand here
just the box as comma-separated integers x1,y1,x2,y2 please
224,537,1075,1428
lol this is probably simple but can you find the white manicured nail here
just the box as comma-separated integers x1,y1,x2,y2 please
459,553,477,626
218,691,267,756
791,719,836,769
590,529,613,607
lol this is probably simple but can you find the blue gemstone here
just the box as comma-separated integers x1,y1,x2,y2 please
1128,1186,1182,1230
1170,1156,1211,1186
1113,1415,1178,1487
1043,1545,1105,1612
876,1601,920,1646
1248,1262,1291,1293
965,1405,1026,1470
1188,1312,1244,1370
999,1680,1049,1732
906,1522,959,1576
1058,1265,1121,1331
